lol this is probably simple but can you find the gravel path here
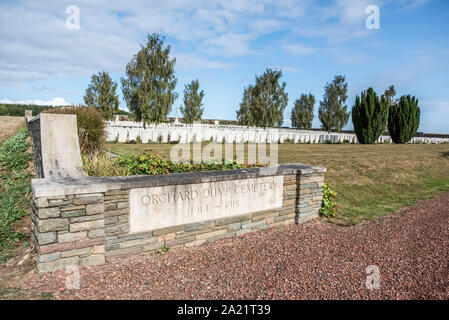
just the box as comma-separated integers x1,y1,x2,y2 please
24,193,449,299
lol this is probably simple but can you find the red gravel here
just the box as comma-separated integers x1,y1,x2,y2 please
23,193,449,299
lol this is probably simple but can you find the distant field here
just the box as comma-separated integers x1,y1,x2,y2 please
0,116,23,145
106,142,449,224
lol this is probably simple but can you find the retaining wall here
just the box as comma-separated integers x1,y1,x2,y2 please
31,164,325,272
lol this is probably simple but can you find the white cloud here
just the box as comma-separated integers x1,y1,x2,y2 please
175,53,234,70
283,43,316,55
0,97,71,106
206,33,256,57
0,0,434,85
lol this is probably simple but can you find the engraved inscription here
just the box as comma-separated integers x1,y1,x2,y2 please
129,176,284,233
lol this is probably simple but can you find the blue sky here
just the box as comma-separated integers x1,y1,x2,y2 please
0,0,448,133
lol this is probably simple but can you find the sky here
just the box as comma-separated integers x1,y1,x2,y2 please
0,0,448,133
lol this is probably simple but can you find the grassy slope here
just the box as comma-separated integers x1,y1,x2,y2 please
106,142,449,224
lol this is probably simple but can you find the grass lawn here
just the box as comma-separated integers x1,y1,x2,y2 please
106,142,449,224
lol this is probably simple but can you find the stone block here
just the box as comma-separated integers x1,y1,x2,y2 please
61,247,92,258
38,252,61,263
38,257,79,273
104,223,129,236
70,219,104,232
61,209,85,218
58,231,87,243
152,225,184,236
116,202,129,209
73,193,104,205
70,213,104,223
35,231,57,245
37,207,60,219
37,218,69,233
39,241,74,255
196,229,226,240
215,213,252,226
86,203,104,215
185,220,215,232
74,237,104,249
88,228,104,238
80,254,105,267
142,241,164,252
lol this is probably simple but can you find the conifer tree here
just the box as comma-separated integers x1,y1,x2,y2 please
291,93,315,129
180,79,205,123
318,75,350,132
388,95,420,143
236,68,288,128
84,71,119,120
121,33,177,124
352,88,389,144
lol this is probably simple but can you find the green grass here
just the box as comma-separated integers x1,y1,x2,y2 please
0,127,32,258
106,142,449,224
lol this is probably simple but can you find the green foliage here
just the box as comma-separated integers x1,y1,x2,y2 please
82,152,129,177
0,104,55,116
0,127,30,171
121,33,178,125
44,106,106,153
291,93,315,129
0,129,32,255
84,152,254,177
384,85,396,106
388,95,421,144
352,88,389,144
318,75,350,132
157,245,170,254
84,71,119,121
236,68,288,128
320,183,337,218
180,79,205,123
117,153,247,176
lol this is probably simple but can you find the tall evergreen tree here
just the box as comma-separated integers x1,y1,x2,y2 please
291,93,315,129
388,95,420,144
83,71,119,120
236,85,255,126
121,33,177,125
236,68,288,128
318,75,350,132
352,88,389,144
384,85,396,105
180,79,205,124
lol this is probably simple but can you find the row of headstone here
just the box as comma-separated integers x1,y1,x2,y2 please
105,121,449,145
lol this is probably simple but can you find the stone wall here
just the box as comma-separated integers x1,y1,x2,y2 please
31,164,325,272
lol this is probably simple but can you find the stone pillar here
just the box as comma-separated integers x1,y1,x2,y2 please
24,110,32,123
295,168,325,223
31,190,106,273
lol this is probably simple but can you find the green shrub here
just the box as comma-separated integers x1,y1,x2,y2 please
388,95,420,144
320,183,337,218
83,152,258,177
0,127,30,172
352,88,389,144
0,129,32,254
82,152,129,177
44,106,106,153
